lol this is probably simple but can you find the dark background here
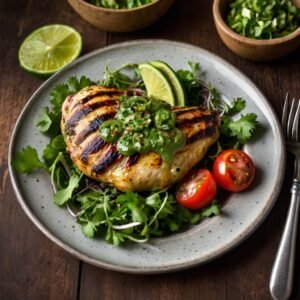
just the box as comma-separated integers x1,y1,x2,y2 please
0,0,299,299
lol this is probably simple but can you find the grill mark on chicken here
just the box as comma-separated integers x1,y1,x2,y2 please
81,136,106,163
174,107,200,115
187,125,217,144
92,145,120,174
176,113,216,125
75,112,116,145
126,154,140,168
66,99,118,132
73,89,123,109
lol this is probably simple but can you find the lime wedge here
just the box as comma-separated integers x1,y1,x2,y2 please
139,63,175,106
18,24,82,78
151,61,186,106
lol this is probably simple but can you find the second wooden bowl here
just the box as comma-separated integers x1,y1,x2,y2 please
67,0,176,32
213,0,300,61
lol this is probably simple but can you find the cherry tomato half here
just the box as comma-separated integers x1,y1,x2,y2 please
213,149,255,193
176,169,217,210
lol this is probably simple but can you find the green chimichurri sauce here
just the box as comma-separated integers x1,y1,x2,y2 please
99,96,186,161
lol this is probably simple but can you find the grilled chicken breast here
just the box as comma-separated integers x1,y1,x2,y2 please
61,85,219,192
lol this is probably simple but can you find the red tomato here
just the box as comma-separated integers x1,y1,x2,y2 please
213,149,255,192
176,169,217,210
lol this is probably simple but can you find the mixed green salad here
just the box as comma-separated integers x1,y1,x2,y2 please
12,61,258,246
227,0,300,39
87,0,152,9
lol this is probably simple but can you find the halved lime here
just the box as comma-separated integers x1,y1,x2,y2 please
18,24,82,78
138,63,175,106
151,61,186,106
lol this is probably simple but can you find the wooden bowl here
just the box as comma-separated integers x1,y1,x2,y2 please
213,0,300,61
67,0,175,32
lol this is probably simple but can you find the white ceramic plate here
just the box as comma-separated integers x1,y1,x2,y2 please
8,40,285,274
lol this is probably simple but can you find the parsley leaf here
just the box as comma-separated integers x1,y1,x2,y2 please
11,146,46,174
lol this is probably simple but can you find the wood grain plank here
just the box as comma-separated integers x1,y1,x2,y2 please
79,263,226,300
0,0,98,299
0,167,80,300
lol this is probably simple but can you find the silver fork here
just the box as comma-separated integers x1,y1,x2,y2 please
270,95,300,300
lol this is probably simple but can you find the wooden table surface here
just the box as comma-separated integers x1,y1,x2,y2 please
1,1,300,299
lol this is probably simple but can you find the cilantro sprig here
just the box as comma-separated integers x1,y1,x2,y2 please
221,113,258,144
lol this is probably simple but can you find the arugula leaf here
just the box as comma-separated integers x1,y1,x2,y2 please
221,113,258,144
12,146,46,174
54,174,81,206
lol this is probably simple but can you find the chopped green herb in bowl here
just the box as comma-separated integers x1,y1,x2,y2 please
213,0,300,61
226,0,300,39
87,0,152,9
67,0,175,32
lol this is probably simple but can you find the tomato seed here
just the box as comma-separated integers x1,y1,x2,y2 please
229,155,236,162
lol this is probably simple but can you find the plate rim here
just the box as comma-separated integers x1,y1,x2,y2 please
8,39,286,274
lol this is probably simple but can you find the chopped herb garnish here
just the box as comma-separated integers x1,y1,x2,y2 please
227,0,300,39
87,0,152,9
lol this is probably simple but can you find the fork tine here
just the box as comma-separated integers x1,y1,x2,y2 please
287,98,296,141
291,99,300,142
282,93,289,138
